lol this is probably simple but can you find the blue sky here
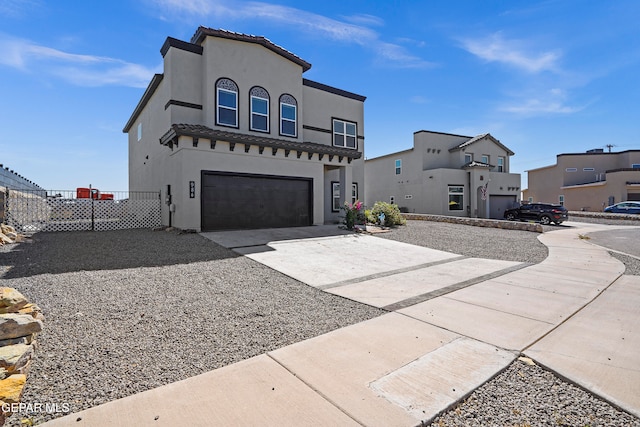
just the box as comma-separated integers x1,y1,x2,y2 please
1,0,638,191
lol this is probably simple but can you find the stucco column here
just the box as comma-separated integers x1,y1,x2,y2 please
339,165,353,206
468,171,477,217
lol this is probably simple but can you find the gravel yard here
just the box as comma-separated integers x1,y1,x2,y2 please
0,229,385,425
1,219,639,426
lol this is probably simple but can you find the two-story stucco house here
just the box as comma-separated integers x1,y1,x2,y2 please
365,130,521,219
523,149,640,211
123,27,365,231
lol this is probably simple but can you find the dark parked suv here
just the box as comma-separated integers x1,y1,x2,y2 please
504,203,568,225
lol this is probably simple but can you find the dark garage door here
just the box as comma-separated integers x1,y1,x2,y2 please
201,171,312,231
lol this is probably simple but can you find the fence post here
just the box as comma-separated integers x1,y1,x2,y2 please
90,184,95,231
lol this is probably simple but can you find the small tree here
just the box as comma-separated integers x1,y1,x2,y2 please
367,201,406,227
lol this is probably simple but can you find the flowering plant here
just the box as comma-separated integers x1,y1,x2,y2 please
341,199,365,230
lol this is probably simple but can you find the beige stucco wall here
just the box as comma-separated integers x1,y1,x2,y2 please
525,151,640,210
200,38,305,140
365,132,520,218
165,137,330,230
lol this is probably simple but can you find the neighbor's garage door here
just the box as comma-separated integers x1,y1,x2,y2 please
201,171,312,231
490,195,518,219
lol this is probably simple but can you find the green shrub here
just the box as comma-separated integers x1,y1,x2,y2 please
368,202,406,227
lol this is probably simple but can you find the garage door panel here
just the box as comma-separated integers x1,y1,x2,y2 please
201,172,312,230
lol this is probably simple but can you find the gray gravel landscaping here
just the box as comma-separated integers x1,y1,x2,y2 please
1,219,639,426
0,229,385,425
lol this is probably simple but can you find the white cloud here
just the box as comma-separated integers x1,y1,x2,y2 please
342,13,385,27
147,0,433,68
460,32,561,73
410,95,429,104
0,34,160,88
0,0,41,17
500,88,585,116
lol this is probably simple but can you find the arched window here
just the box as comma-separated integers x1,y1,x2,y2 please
279,94,297,137
250,86,270,132
216,78,238,127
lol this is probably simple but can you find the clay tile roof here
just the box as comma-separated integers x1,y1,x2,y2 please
191,27,312,72
449,133,515,156
159,124,361,159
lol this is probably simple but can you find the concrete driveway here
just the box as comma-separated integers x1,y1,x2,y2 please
44,222,640,426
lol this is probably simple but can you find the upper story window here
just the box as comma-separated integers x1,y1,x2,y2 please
583,167,595,172
216,78,238,128
481,155,489,164
250,86,269,133
395,159,402,175
137,123,142,141
333,119,357,149
280,94,297,137
464,153,472,164
565,168,577,172
497,157,505,172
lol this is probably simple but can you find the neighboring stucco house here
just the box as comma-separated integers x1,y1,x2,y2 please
123,27,365,231
365,130,521,219
523,149,640,211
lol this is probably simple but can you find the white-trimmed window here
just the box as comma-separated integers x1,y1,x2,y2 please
565,168,577,172
448,186,464,211
216,78,238,127
464,153,473,164
250,86,269,132
583,167,595,172
137,123,142,141
333,119,357,149
333,182,358,209
559,195,565,206
331,182,340,212
528,197,533,203
632,163,640,169
280,94,297,137
395,159,402,175
497,157,505,172
481,155,489,164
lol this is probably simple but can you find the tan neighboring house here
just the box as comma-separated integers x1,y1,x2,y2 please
365,130,521,219
123,27,366,231
523,149,640,211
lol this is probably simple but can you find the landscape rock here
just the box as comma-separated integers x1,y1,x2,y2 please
0,375,26,404
0,315,42,341
0,344,34,375
0,289,28,315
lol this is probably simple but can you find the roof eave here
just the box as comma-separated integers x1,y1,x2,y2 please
191,26,312,72
123,74,164,133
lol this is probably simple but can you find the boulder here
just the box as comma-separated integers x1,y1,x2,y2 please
17,303,44,321
0,314,42,341
0,288,28,314
0,344,34,375
0,225,15,235
0,374,26,404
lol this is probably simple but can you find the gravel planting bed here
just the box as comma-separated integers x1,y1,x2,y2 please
375,220,548,264
432,358,640,426
1,220,639,426
0,229,385,425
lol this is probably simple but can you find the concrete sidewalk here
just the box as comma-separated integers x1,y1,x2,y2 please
43,222,640,426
